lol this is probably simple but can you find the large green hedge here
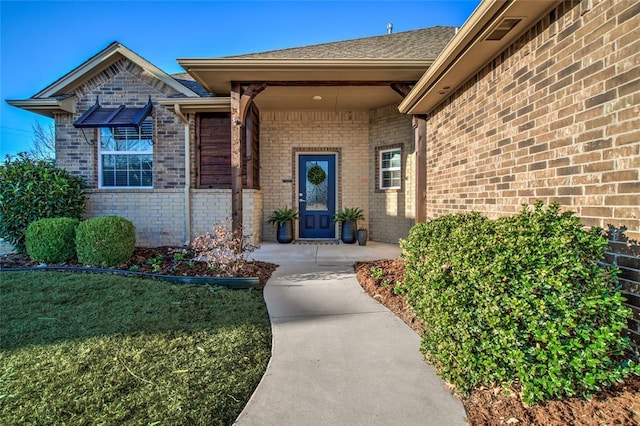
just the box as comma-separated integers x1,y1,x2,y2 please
76,216,135,267
0,154,85,252
400,202,638,405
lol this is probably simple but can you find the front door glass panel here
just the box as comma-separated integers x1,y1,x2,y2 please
305,160,329,211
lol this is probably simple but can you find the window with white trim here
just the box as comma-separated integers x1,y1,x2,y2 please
379,148,401,190
99,117,153,188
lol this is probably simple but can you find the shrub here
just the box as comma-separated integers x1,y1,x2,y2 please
400,202,638,405
76,216,136,267
190,219,256,276
0,154,85,252
25,217,79,263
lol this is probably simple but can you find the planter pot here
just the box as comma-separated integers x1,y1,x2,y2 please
357,229,368,246
276,221,294,244
340,220,357,244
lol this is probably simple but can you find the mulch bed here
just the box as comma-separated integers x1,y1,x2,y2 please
1,246,277,288
355,258,640,426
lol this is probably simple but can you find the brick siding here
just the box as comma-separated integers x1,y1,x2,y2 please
425,0,639,241
606,230,640,347
260,108,416,243
424,0,639,344
190,189,262,245
85,189,185,247
369,105,415,243
86,189,261,247
55,57,185,189
260,111,370,241
60,57,262,247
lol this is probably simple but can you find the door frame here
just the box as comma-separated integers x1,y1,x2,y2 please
295,151,339,239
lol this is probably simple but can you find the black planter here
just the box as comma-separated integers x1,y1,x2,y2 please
357,229,368,246
276,221,294,243
340,220,357,244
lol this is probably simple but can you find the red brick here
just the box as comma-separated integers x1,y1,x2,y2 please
602,170,639,183
606,195,640,206
582,207,614,218
619,182,640,194
584,184,615,195
616,132,639,146
583,160,614,173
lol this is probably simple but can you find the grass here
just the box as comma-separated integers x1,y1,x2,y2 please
0,271,271,425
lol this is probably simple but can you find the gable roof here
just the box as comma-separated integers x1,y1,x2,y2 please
7,42,202,117
226,26,456,59
179,26,457,95
35,42,200,99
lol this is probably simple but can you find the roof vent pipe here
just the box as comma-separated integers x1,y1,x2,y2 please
387,23,393,34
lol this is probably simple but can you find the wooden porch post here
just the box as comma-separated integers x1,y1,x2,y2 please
413,115,427,223
230,82,267,234
230,83,243,233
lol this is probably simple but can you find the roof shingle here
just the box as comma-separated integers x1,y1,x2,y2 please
225,26,456,60
170,73,212,97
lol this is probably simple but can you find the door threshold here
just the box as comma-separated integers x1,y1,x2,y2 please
292,239,339,245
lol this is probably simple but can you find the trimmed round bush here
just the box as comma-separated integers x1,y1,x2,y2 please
25,217,79,263
400,202,638,405
0,154,85,252
76,216,136,267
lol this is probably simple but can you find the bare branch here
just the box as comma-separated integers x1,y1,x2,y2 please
29,121,55,162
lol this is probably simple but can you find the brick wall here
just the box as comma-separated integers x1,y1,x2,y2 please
190,189,262,246
56,57,186,189
425,0,639,242
424,0,639,344
86,189,261,247
260,108,417,243
605,228,640,347
369,104,415,243
260,111,369,241
85,189,185,247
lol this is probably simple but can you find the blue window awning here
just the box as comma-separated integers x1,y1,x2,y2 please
73,96,152,128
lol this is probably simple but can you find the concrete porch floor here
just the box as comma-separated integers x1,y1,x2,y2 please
249,240,403,265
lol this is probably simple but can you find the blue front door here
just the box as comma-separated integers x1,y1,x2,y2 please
298,154,336,239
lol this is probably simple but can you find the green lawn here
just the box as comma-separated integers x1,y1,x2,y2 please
0,271,271,425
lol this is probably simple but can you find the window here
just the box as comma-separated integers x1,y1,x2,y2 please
99,117,153,188
379,148,401,190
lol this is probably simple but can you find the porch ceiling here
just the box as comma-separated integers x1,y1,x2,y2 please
253,86,403,111
175,58,436,111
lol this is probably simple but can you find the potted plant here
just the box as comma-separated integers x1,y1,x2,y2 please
333,207,364,244
357,227,368,246
268,207,298,244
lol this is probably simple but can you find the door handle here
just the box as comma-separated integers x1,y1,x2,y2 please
299,199,306,203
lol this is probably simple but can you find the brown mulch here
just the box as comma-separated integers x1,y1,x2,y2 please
0,246,277,288
355,258,640,426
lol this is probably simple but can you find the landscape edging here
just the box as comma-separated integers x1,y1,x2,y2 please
0,266,260,289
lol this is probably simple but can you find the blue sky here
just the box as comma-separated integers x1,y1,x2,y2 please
1,0,480,158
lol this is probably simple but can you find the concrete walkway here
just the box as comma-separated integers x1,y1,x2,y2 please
236,242,467,425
